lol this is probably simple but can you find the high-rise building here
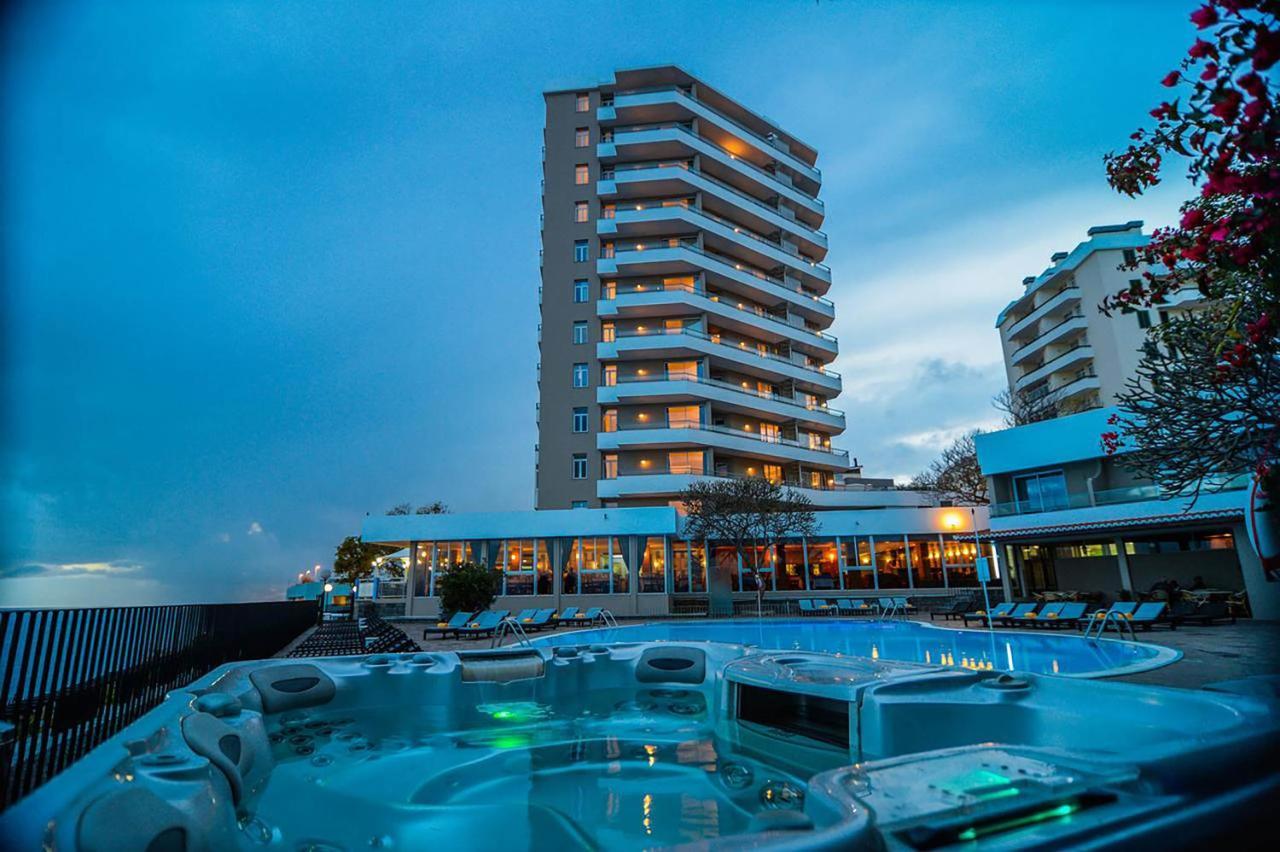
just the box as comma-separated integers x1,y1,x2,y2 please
536,66,859,509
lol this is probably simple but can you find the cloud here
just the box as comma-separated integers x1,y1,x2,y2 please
217,532,231,543
0,560,144,580
247,521,264,535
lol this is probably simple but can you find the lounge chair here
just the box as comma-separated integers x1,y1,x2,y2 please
566,607,604,626
1081,601,1137,630
424,610,473,640
798,599,820,616
520,608,557,631
512,608,537,622
1123,601,1170,631
454,611,506,640
553,607,579,623
842,598,879,616
930,598,977,621
814,599,838,613
961,601,1013,627
1010,602,1064,626
1170,600,1236,627
1044,602,1089,629
996,603,1039,625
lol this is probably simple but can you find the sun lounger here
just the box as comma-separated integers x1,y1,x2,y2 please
512,608,537,622
798,599,821,616
844,598,880,616
1122,601,1169,630
996,603,1038,625
930,598,977,621
961,602,1014,627
1010,602,1064,626
553,607,579,623
566,607,604,626
454,611,505,639
520,608,557,631
1044,602,1089,628
424,611,473,640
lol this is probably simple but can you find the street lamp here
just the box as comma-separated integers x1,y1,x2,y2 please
319,581,334,625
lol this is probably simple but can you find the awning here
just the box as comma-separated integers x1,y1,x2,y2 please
955,507,1243,542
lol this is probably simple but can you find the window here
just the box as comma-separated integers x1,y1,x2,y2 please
572,363,589,388
575,92,590,112
778,542,805,590
574,201,589,223
572,407,588,433
908,535,944,588
574,164,589,185
875,536,909,588
671,540,707,592
842,537,875,589
601,241,615,258
573,279,589,302
759,423,780,443
668,450,704,475
601,322,616,342
573,240,589,262
1012,470,1069,513
602,453,618,479
666,360,698,380
602,364,617,386
601,409,617,432
763,464,783,484
667,405,700,428
571,500,588,509
574,127,590,147
562,537,627,594
640,537,666,592
1122,248,1137,266
571,454,588,479
573,321,588,344
1137,312,1151,329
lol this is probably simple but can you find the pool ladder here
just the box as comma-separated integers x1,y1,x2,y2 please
491,617,533,649
878,601,903,622
1083,610,1137,642
598,610,619,628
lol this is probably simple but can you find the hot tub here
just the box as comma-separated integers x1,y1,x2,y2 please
2,642,1277,850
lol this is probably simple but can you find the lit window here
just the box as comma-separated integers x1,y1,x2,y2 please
668,451,704,475
601,322,615,342
575,128,590,147
572,407,589,433
575,93,590,112
602,409,618,432
667,406,701,429
602,203,616,219
763,464,783,484
571,454,588,479
574,201,589,223
602,453,618,479
600,241,615,259
573,279,589,302
572,363,589,388
573,240,589,263
602,364,617,386
666,360,698,381
760,423,780,443
573,322,588,344
574,164,589,185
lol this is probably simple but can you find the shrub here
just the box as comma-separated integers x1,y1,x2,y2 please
436,561,501,616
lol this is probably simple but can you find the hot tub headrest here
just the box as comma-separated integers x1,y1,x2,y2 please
78,786,193,852
180,712,255,805
249,663,336,713
637,646,706,684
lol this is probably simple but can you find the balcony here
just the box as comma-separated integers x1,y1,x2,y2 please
597,472,932,509
596,240,834,323
597,375,846,432
599,122,823,221
1009,312,1087,366
599,422,849,468
602,87,821,192
597,283,838,358
990,474,1249,520
1004,285,1082,340
598,327,842,395
1014,344,1094,392
596,161,827,255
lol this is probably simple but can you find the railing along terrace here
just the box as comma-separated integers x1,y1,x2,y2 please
611,373,845,417
611,326,840,379
0,600,315,809
608,420,848,457
604,281,838,344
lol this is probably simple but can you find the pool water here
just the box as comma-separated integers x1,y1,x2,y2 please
532,619,1176,677
261,686,823,849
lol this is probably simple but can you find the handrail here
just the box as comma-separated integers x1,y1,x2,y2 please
490,617,532,648
610,373,845,418
599,610,619,628
1016,345,1094,389
1084,610,1136,641
608,420,848,457
611,326,841,379
604,281,838,344
1005,284,1082,337
602,160,828,242
605,469,894,493
1009,311,1087,361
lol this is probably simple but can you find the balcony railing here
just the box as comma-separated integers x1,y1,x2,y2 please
1005,284,1082,339
603,281,838,345
610,373,844,418
607,420,847,457
990,477,1248,518
610,326,840,380
604,469,895,493
1009,311,1086,362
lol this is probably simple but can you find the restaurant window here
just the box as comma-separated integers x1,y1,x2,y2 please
666,360,698,380
564,537,627,594
413,542,432,596
573,279,589,302
573,321,588,344
807,539,839,591
739,544,774,592
572,407,588,433
639,537,666,592
501,539,542,596
574,164,589,185
574,201,589,223
574,127,590,147
874,536,909,588
842,536,875,589
668,450,704,475
908,535,944,588
942,536,979,587
601,409,617,433
602,453,618,480
667,405,701,428
778,542,806,590
671,539,707,593
1052,542,1118,559
716,544,743,592
575,92,589,112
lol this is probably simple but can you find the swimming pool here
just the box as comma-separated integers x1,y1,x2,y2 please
531,618,1179,677
2,644,1276,850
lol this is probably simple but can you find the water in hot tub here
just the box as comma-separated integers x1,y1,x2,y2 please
257,685,825,849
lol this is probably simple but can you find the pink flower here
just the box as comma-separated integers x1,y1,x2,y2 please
1189,39,1217,59
1255,27,1280,71
1161,70,1181,87
1181,208,1206,228
1200,62,1219,81
1190,5,1219,29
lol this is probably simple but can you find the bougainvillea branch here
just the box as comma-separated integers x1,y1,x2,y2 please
1102,0,1279,508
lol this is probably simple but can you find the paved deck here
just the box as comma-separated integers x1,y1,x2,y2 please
398,615,1280,690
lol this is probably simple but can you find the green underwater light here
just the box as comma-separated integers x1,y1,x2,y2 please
955,801,1079,842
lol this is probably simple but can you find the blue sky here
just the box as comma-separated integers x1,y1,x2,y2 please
2,0,1197,606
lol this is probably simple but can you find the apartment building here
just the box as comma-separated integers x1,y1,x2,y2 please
536,67,890,510
976,222,1275,618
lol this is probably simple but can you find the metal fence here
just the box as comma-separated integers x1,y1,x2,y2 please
0,600,315,809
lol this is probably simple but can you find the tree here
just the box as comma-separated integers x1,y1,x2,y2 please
435,561,501,617
991,387,1077,427
909,431,989,505
1101,1,1279,510
332,536,397,584
386,501,450,515
679,477,818,612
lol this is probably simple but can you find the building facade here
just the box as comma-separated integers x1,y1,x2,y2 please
361,505,996,619
980,224,1275,617
537,66,863,509
995,220,1197,418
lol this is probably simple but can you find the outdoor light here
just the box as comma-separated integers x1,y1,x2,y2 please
323,583,333,593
